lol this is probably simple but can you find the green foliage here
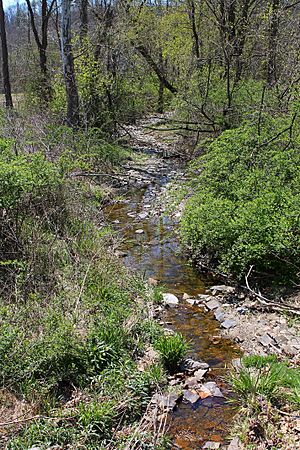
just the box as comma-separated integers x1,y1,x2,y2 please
0,148,62,210
181,115,300,280
230,355,300,410
78,400,117,439
242,354,278,369
154,333,188,373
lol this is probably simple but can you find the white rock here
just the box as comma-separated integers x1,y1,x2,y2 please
203,442,220,449
138,212,148,219
163,293,179,306
135,229,144,234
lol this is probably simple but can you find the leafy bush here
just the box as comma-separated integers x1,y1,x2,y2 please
154,333,188,373
0,148,62,210
181,115,300,280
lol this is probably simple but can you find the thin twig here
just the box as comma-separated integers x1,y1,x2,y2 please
245,266,300,315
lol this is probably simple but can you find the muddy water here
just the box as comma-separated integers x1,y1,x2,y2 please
105,167,241,449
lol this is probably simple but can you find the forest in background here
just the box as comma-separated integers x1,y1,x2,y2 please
1,0,299,283
0,0,299,448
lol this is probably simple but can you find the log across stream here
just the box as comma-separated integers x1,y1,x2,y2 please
104,158,241,449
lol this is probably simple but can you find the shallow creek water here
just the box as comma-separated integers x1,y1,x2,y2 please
105,163,241,449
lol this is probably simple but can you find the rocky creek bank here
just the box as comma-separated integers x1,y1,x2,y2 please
181,284,300,363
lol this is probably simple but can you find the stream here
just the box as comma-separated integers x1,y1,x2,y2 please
105,156,241,449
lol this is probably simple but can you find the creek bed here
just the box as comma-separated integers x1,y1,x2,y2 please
105,165,241,449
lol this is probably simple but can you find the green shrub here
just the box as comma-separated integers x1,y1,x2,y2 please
0,150,62,210
154,333,188,373
181,115,300,280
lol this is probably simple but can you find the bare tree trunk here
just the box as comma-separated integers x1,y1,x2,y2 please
79,0,88,41
134,43,177,94
25,0,55,102
267,0,280,85
0,0,13,108
61,0,80,128
187,0,201,63
157,50,164,113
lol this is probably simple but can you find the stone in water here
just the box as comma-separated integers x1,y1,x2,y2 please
163,293,179,306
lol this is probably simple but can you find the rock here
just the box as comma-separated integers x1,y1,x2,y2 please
231,358,243,371
127,212,136,218
183,389,199,404
228,437,242,450
198,294,212,301
236,306,248,314
152,393,180,411
148,277,158,286
186,298,196,305
206,299,221,310
210,285,235,294
115,250,127,258
184,377,199,389
283,344,299,356
221,319,237,329
135,229,144,234
180,358,209,373
183,293,191,300
259,334,276,347
203,442,220,449
163,293,179,306
194,368,208,381
214,307,225,322
113,219,120,224
200,382,224,398
138,212,148,219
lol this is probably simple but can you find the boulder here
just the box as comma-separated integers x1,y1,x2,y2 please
184,377,199,389
135,229,144,234
186,298,197,305
198,294,212,301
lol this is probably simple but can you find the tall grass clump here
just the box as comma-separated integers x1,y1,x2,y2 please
154,333,189,373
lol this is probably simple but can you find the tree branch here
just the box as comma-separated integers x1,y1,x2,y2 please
245,266,300,315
